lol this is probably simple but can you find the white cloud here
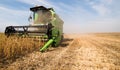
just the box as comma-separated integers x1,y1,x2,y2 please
101,0,113,4
0,19,20,32
17,0,62,12
92,4,109,16
86,0,113,16
0,6,28,17
0,6,29,32
0,0,119,33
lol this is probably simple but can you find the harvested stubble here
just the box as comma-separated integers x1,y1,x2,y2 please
0,33,41,64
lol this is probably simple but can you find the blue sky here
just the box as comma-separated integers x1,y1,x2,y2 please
0,0,120,33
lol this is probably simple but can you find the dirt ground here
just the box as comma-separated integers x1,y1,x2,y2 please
1,34,120,70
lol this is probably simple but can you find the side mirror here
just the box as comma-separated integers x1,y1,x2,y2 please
28,15,32,22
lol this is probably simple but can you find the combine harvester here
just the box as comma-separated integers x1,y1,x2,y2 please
4,6,64,52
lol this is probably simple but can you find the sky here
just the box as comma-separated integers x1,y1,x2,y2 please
0,0,120,33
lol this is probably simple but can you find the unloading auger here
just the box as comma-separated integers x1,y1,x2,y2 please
4,6,64,52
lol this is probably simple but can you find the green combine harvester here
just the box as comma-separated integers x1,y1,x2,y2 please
4,6,64,52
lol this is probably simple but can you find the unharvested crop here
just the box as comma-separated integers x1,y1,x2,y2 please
0,33,41,65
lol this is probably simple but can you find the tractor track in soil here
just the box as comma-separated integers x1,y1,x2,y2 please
1,34,120,70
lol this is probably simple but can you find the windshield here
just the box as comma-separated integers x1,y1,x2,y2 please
34,10,52,24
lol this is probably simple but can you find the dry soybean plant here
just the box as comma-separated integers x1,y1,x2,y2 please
0,33,41,63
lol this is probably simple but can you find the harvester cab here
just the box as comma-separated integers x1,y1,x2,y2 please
4,6,64,52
